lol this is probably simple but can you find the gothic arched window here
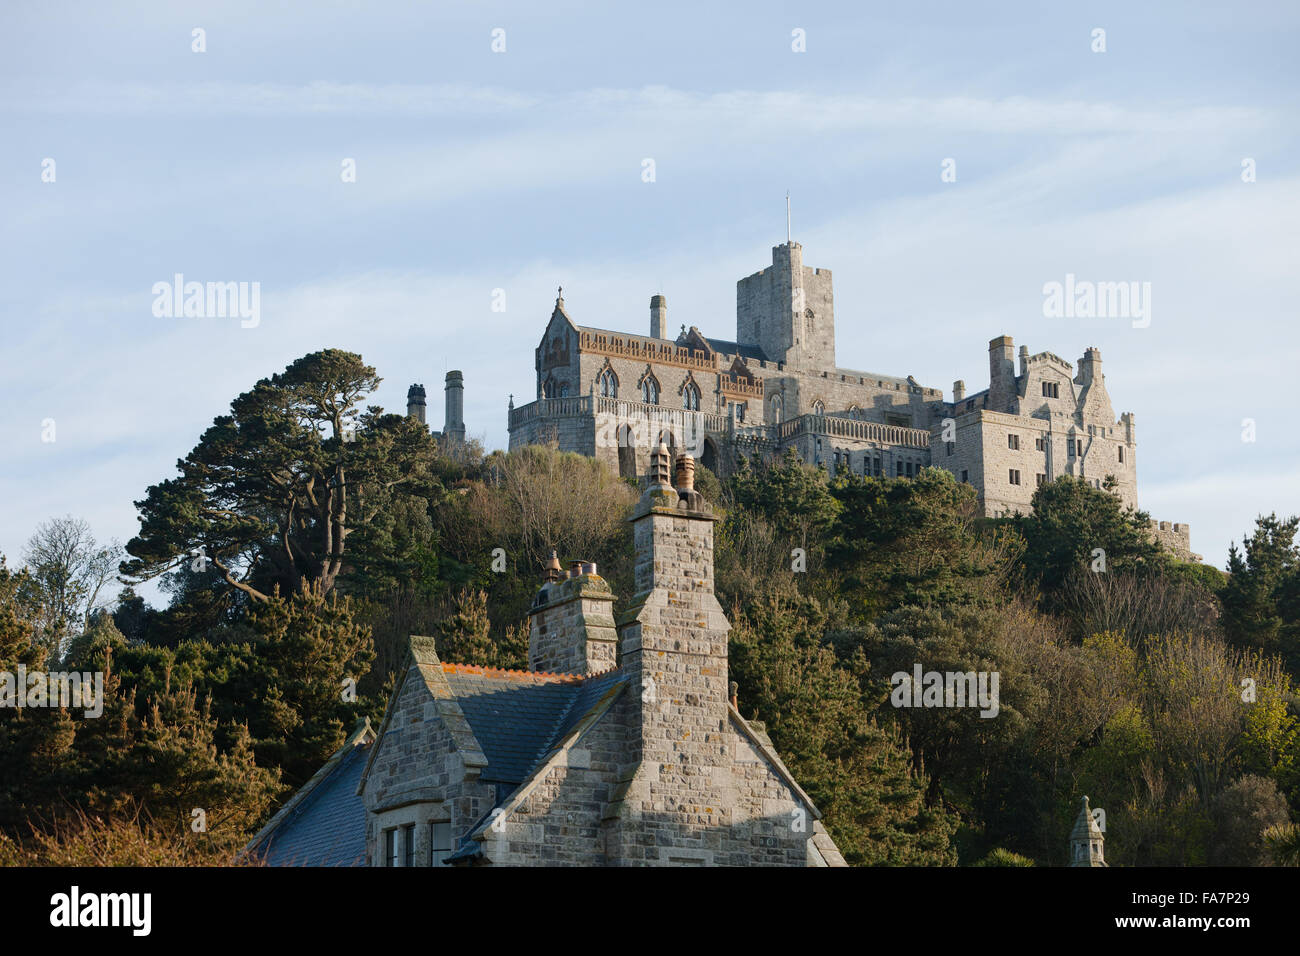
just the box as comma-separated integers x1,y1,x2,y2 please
597,368,618,398
849,404,861,419
770,394,783,425
682,382,700,411
812,400,826,415
641,375,660,405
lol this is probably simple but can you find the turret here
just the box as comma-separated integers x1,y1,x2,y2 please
1078,346,1102,388
987,335,1016,411
1069,796,1107,867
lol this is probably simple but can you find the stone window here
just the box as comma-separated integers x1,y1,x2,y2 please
1118,446,1125,463
946,441,955,457
597,368,618,398
769,394,783,424
559,383,569,397
1075,439,1083,456
403,824,416,867
905,461,914,477
1035,437,1045,452
965,399,975,411
429,821,452,867
1009,469,1021,486
641,376,660,405
1036,473,1046,486
849,404,862,419
682,382,700,411
896,461,904,477
384,828,399,867
1042,381,1060,399
960,470,968,483
1008,434,1019,450
812,400,826,415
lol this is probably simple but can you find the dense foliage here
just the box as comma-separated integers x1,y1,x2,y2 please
3,349,1296,866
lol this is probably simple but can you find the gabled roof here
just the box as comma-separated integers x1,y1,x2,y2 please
450,667,628,863
440,663,626,785
246,719,375,867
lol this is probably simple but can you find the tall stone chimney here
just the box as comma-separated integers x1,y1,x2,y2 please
527,551,617,675
443,370,465,444
650,294,668,339
406,384,427,424
953,380,965,402
610,445,730,857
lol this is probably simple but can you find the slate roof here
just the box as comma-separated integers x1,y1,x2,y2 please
441,664,627,786
252,737,372,867
701,337,769,362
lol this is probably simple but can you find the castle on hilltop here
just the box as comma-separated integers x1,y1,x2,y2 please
504,236,1197,560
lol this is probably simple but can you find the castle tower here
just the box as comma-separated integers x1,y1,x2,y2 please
610,446,731,860
527,552,618,675
406,384,427,425
736,240,835,370
1069,796,1107,866
650,294,668,339
443,370,465,444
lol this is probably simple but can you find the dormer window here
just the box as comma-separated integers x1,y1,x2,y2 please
1042,381,1060,398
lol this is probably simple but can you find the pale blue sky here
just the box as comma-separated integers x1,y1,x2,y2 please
2,1,1297,598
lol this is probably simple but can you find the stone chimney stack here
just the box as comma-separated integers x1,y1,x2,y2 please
527,550,617,675
650,294,668,339
987,335,1016,412
406,384,427,425
953,379,965,402
443,370,465,444
610,445,730,857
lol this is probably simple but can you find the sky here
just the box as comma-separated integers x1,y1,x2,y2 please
1,0,1297,605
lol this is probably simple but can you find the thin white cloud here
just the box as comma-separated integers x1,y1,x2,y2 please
6,80,1279,136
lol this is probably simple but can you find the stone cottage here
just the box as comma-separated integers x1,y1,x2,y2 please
251,445,845,866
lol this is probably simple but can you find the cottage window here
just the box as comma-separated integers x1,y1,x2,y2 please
430,821,452,867
403,824,416,868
